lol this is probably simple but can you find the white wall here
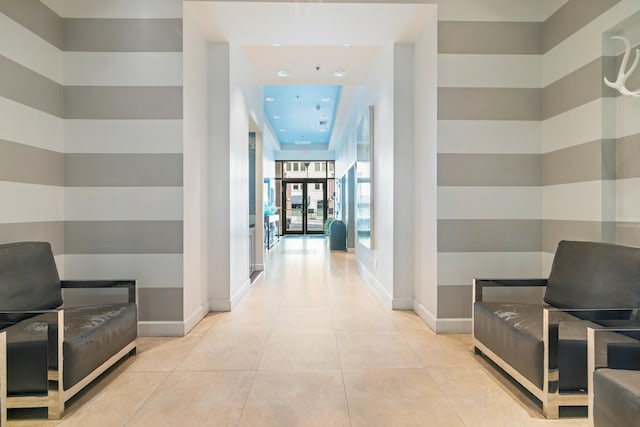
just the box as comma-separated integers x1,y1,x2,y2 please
413,10,439,330
182,5,209,333
392,44,415,309
357,45,395,305
207,43,232,309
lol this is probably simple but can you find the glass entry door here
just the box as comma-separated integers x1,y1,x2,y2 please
283,181,325,235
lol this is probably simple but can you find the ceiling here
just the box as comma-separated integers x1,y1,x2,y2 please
186,1,436,151
264,85,341,145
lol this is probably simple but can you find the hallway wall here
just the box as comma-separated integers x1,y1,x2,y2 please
0,0,185,335
0,0,65,258
540,0,640,272
436,1,545,325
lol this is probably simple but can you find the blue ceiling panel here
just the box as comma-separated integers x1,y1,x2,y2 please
264,85,341,146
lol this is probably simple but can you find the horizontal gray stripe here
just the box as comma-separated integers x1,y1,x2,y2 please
543,0,621,53
617,133,640,180
64,86,183,119
0,54,63,117
438,220,542,252
542,57,617,120
0,221,64,255
0,139,64,185
543,139,616,185
63,18,182,52
542,220,614,253
615,222,640,248
437,285,471,318
438,21,541,55
65,153,183,186
438,153,541,186
138,288,183,321
438,88,541,121
0,0,63,49
65,221,183,254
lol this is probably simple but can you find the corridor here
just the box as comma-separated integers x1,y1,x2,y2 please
22,238,587,426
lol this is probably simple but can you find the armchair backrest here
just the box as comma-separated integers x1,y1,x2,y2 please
0,242,63,323
544,240,640,310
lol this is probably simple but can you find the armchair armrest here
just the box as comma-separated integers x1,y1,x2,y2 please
473,278,548,303
61,280,136,303
1,330,6,427
587,326,640,425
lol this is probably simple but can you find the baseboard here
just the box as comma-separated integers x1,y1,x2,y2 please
357,260,392,309
209,298,231,311
252,263,265,271
138,321,185,337
183,305,206,335
392,297,414,310
436,317,472,334
347,247,355,253
230,278,252,309
411,301,471,333
413,300,437,332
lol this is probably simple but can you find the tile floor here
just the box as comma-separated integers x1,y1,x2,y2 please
10,237,589,426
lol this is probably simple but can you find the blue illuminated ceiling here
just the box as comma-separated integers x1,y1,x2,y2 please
264,85,341,146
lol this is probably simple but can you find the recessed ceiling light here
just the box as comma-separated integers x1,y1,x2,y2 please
272,43,281,47
277,70,290,78
321,97,331,102
273,115,280,119
320,129,327,132
279,129,287,132
320,115,327,120
334,70,346,77
343,44,352,47
265,97,275,102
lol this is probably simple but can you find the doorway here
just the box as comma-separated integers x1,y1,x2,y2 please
283,180,326,235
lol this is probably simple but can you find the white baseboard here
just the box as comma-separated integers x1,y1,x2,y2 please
231,278,252,309
392,297,414,310
436,318,472,334
183,305,206,334
412,300,471,334
209,298,231,311
209,278,252,312
347,247,355,253
413,300,437,332
138,321,185,337
252,263,265,271
357,260,392,309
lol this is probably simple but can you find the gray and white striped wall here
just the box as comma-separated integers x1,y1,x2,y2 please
0,0,184,333
436,0,640,329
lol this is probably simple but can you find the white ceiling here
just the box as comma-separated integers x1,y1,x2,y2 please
187,1,435,85
186,1,436,150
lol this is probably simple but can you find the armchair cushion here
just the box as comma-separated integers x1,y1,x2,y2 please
594,368,640,427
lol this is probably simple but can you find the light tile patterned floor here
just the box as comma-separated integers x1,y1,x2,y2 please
10,237,589,426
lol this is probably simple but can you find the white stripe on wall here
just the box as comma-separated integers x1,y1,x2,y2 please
64,187,183,221
617,177,640,222
0,182,63,223
543,180,611,221
61,253,183,288
437,251,543,286
438,120,541,154
42,0,183,19
542,0,640,86
0,97,63,152
0,13,63,84
542,251,555,276
438,54,542,88
64,52,183,86
542,98,614,153
64,119,183,153
438,0,545,21
438,186,542,219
